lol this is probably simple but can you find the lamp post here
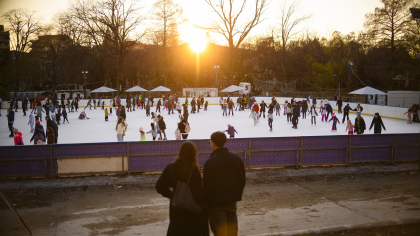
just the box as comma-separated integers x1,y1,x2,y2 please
348,61,353,100
214,65,219,88
82,71,88,98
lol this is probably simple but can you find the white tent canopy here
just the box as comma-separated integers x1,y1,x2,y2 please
125,86,148,92
90,86,117,93
150,86,171,92
220,85,245,93
349,86,387,95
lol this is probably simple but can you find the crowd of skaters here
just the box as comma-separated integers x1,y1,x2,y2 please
4,92,419,145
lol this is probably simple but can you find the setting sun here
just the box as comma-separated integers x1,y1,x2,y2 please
189,38,207,53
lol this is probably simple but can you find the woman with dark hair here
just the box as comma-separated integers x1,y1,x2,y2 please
369,112,386,134
155,142,208,236
115,117,126,142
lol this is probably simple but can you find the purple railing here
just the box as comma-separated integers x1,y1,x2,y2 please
0,134,419,177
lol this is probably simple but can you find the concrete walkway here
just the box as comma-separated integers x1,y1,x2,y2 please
0,163,419,236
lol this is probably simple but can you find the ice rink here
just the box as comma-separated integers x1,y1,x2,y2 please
1,104,419,146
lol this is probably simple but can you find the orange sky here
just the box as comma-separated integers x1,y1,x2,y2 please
1,0,419,45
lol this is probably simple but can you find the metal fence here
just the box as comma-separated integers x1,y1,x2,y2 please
1,134,419,178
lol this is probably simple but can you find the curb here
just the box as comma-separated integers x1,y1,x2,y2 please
245,218,420,236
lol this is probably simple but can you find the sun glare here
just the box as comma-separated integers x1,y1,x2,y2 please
189,39,207,53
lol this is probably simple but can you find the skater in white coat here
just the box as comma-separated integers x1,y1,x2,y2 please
308,105,318,126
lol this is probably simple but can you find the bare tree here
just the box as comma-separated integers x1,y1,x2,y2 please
67,0,145,90
202,0,269,76
150,0,186,86
1,8,42,60
364,0,415,51
274,0,311,81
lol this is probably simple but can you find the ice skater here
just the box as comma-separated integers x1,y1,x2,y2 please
204,101,208,111
79,111,90,119
320,105,326,122
308,104,318,126
28,114,35,132
228,99,235,116
259,100,268,118
222,99,228,116
345,120,354,135
62,107,69,124
268,111,273,131
328,112,340,131
158,115,167,140
139,127,146,141
342,104,353,123
275,102,281,116
146,102,150,116
403,109,413,124
156,99,161,113
250,110,258,126
105,108,109,121
292,103,300,129
146,123,158,140
223,124,238,138
369,113,386,134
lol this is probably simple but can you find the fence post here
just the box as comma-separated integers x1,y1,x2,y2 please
348,135,352,166
248,139,251,170
127,143,130,175
50,146,54,178
300,137,303,169
393,134,397,165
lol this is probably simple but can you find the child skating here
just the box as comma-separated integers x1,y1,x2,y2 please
345,120,354,135
139,127,146,141
403,109,413,124
328,112,340,131
321,105,327,122
28,114,35,132
105,108,109,121
268,111,273,131
223,124,238,138
250,110,258,126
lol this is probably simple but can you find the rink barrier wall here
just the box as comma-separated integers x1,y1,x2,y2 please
1,97,413,121
0,134,419,178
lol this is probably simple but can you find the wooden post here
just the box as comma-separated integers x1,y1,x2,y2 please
50,146,54,178
127,143,130,175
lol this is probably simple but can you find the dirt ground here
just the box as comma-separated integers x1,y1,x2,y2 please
0,165,419,236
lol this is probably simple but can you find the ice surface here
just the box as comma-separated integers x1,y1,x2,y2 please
0,104,419,146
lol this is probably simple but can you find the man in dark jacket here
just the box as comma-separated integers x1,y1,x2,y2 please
204,131,246,236
369,113,386,134
45,116,58,143
325,104,333,120
292,104,300,129
342,104,353,123
7,108,15,137
336,97,343,114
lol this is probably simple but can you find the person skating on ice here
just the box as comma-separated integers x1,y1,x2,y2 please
353,104,363,115
250,109,258,126
228,99,235,116
283,100,288,116
301,100,308,119
139,127,146,141
336,97,343,114
157,115,167,140
342,104,353,124
222,99,228,116
268,111,273,131
105,108,109,121
79,111,90,119
354,114,366,134
259,100,268,118
223,124,238,138
369,113,386,134
403,109,413,124
275,102,281,116
325,103,333,120
204,101,208,111
345,120,354,135
308,104,318,126
62,107,69,124
156,99,161,113
292,103,300,129
146,102,150,116
328,112,340,131
286,103,292,123
28,114,35,132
